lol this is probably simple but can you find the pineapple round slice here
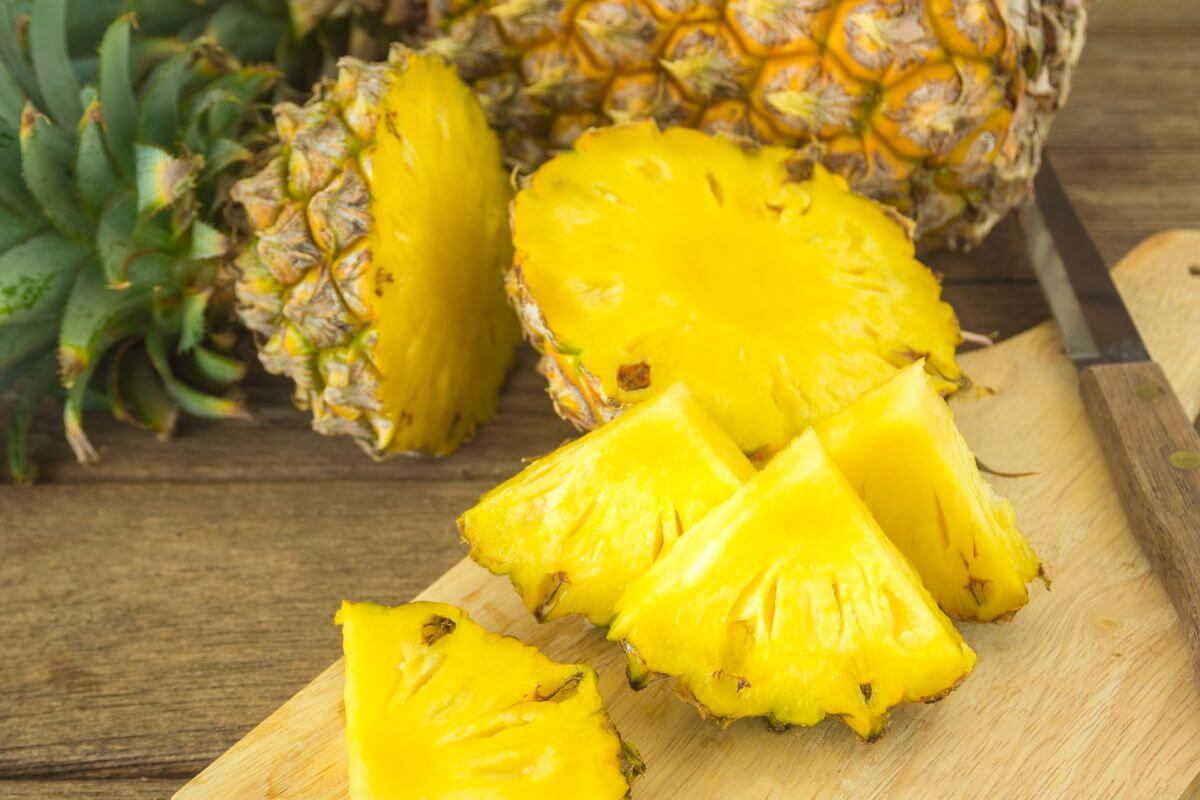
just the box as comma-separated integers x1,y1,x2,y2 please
608,430,976,740
459,382,755,626
510,123,962,458
338,600,642,797
232,49,521,457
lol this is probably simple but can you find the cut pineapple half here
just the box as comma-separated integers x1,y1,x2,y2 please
816,361,1043,621
459,383,755,626
608,430,976,740
232,48,521,457
338,601,642,798
509,123,963,457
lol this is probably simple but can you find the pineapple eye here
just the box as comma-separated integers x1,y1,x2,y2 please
420,615,458,645
537,672,584,703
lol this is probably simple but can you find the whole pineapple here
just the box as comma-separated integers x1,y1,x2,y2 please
425,0,1088,247
0,1,278,481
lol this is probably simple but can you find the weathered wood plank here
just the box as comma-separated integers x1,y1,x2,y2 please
16,348,576,486
0,779,180,799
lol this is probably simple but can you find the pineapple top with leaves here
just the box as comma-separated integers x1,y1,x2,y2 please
0,0,277,481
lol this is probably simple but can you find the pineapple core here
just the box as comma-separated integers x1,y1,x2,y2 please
817,361,1043,621
338,601,640,798
510,122,962,457
609,430,975,740
459,383,755,625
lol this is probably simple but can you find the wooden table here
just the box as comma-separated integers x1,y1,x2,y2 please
2,3,1198,797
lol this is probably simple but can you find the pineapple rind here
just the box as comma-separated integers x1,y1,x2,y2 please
510,123,962,456
232,48,521,457
338,600,639,797
459,382,755,625
429,0,1090,248
608,430,976,740
816,361,1043,621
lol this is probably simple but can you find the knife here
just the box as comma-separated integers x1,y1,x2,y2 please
1018,156,1200,685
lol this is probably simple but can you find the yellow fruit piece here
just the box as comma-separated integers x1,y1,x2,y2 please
816,361,1043,621
459,383,755,625
608,430,976,740
232,49,521,458
338,600,642,798
510,123,962,457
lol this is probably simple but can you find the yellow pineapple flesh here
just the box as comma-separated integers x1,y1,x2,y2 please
428,0,1089,246
459,382,755,625
338,600,642,797
232,49,521,457
816,360,1042,621
510,122,962,457
608,430,975,740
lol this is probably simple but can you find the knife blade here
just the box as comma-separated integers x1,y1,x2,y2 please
1018,158,1149,367
1019,155,1200,688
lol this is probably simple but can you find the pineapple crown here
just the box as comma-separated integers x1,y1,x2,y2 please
0,0,279,482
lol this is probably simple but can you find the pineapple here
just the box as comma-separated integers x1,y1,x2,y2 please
0,3,275,481
337,600,643,797
231,49,522,457
426,0,1089,247
816,360,1042,620
608,430,976,740
510,122,961,458
459,382,755,625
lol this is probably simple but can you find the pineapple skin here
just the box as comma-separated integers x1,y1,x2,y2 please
459,382,755,625
337,600,642,797
816,360,1043,621
509,123,963,457
608,430,976,740
231,49,522,457
426,0,1088,248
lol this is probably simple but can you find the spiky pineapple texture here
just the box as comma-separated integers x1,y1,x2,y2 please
0,1,275,481
231,49,520,458
425,0,1088,247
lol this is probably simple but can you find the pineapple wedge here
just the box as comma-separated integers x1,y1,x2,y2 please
816,361,1043,621
459,383,755,625
608,431,976,740
337,601,641,798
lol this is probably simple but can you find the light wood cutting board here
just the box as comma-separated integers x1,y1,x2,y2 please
175,231,1200,800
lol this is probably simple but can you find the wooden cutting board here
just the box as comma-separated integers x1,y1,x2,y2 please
175,231,1200,800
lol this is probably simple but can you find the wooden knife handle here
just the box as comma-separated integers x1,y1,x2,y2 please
1080,361,1200,684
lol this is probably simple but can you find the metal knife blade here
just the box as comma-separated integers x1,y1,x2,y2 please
1017,156,1150,368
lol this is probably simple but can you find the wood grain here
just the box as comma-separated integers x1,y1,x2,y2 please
173,231,1200,800
1080,361,1200,685
0,780,179,800
0,2,1197,795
